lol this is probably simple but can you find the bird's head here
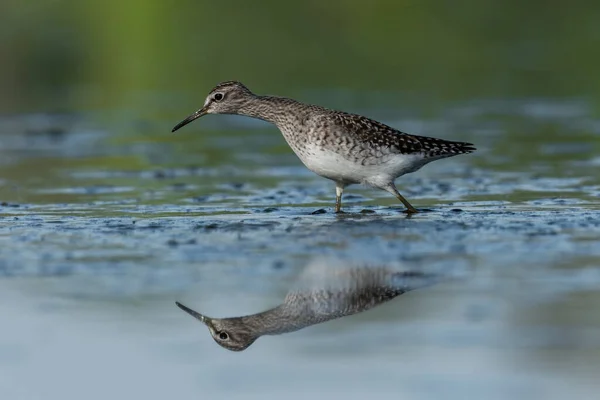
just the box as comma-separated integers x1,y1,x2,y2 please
175,301,258,352
172,81,254,132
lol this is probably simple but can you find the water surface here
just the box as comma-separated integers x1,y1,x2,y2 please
1,95,599,399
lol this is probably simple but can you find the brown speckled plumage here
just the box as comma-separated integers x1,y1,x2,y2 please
173,81,476,213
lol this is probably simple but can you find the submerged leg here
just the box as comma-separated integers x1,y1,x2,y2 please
383,183,418,214
335,183,345,213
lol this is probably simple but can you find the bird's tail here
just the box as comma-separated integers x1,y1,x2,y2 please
413,135,476,158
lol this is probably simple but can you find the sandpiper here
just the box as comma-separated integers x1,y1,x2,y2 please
172,81,475,213
176,263,439,351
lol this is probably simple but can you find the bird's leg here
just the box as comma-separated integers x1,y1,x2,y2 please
385,184,418,214
335,183,345,213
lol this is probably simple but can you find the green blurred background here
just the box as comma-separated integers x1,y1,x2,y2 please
2,0,600,116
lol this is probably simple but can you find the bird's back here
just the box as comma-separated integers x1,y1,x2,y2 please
318,109,475,160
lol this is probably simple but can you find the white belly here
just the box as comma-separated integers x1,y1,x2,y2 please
296,145,427,187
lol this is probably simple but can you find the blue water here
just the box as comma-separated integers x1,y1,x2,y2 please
1,97,600,399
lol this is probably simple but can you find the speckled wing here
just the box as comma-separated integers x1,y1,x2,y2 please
328,112,424,155
327,111,476,157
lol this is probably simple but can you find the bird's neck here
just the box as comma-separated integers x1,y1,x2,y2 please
236,95,301,126
239,304,307,336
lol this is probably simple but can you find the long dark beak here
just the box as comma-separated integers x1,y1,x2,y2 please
172,106,208,132
176,301,210,324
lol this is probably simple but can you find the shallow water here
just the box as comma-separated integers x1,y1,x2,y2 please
1,96,600,399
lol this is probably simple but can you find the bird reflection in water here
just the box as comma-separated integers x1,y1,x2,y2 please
176,261,441,351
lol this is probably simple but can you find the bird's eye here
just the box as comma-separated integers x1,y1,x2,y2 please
218,332,229,340
214,93,224,101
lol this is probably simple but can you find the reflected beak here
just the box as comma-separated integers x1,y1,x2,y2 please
172,106,209,132
175,301,210,325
